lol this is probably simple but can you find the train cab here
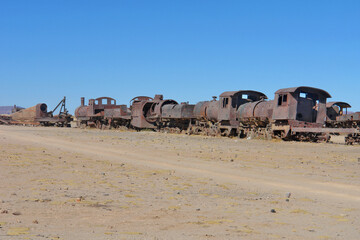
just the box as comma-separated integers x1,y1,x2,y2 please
218,90,267,124
272,86,331,125
326,102,351,121
89,97,118,115
75,97,130,128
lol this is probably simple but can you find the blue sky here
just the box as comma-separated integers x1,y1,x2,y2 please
0,0,359,112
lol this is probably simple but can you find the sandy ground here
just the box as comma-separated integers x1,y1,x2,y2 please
0,125,359,240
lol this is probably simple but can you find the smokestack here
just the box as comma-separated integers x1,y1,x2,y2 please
81,97,85,106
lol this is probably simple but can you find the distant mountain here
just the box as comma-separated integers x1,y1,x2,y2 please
0,106,24,115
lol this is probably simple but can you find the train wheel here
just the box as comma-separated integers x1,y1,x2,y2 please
96,120,102,129
221,129,230,137
280,131,291,141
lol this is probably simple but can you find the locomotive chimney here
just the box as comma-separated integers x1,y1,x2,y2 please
81,97,85,106
154,94,163,101
212,96,217,101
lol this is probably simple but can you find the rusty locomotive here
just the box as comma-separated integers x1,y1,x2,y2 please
75,97,131,129
74,86,360,144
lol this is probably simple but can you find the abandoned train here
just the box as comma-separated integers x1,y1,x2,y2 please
0,97,72,127
74,86,360,144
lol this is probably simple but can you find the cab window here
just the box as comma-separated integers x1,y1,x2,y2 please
299,92,307,98
222,98,229,108
277,94,288,106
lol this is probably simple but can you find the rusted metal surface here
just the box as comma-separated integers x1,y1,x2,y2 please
237,100,274,122
218,90,267,123
148,96,178,122
205,101,220,122
269,87,332,140
76,97,119,118
233,86,360,142
190,90,269,137
326,101,351,121
130,96,154,129
130,95,178,129
291,127,358,134
275,87,331,98
159,103,195,133
37,97,72,126
161,103,195,119
193,101,211,120
104,106,131,119
75,97,118,119
345,133,360,145
336,112,360,122
75,97,130,128
326,101,351,109
324,102,359,136
273,86,330,124
10,103,49,124
2,85,359,144
7,97,71,126
193,91,268,122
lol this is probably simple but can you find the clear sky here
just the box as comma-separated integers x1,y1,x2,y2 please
0,0,359,113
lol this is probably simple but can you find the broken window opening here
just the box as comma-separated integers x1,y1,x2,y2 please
283,94,287,103
222,98,229,108
299,92,307,98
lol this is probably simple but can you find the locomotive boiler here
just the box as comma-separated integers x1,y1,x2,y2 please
160,102,195,133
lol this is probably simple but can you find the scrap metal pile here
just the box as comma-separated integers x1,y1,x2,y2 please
1,86,359,144
0,97,72,127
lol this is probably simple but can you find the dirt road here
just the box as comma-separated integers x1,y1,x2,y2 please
0,125,359,239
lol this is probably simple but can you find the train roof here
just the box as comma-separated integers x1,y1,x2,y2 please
326,101,351,108
275,86,331,98
220,90,268,99
95,97,116,101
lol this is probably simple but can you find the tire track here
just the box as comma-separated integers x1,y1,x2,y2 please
1,127,359,203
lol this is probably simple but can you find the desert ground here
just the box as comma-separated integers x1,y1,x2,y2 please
0,125,359,240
